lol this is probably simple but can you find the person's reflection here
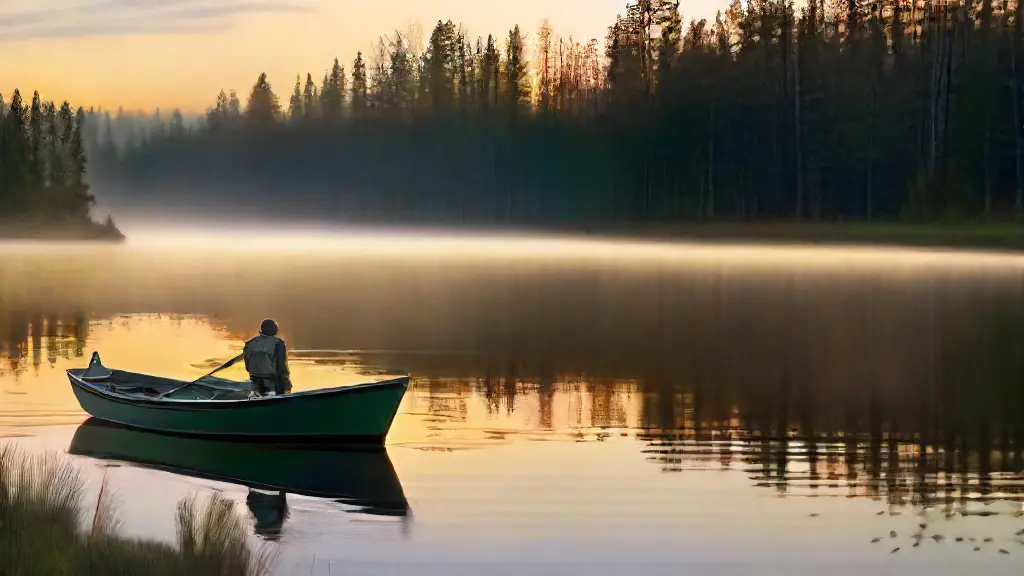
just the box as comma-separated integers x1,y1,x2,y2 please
246,489,289,540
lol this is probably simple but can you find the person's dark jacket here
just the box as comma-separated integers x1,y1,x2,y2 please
243,334,292,394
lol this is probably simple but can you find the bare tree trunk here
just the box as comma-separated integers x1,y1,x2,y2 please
979,0,995,220
928,13,941,183
867,83,875,221
929,7,954,208
812,168,822,221
644,140,652,219
739,165,747,219
794,42,804,220
1012,34,1024,215
984,125,992,219
940,15,956,192
708,104,716,219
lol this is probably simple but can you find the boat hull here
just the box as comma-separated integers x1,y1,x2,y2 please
67,372,409,444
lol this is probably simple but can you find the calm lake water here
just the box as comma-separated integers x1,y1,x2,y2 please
3,233,1024,575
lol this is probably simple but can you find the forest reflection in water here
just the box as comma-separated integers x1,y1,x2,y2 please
2,239,1024,559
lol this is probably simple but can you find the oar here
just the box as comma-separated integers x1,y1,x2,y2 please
158,353,246,398
194,353,244,382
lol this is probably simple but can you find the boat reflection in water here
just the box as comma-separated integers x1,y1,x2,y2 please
245,490,289,540
68,418,410,539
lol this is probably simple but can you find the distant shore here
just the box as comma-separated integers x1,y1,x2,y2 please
0,219,126,242
522,222,1024,252
6,218,1024,252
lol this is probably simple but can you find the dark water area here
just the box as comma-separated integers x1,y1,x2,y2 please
2,235,1024,574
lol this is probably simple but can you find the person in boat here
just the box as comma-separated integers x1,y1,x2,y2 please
243,318,293,396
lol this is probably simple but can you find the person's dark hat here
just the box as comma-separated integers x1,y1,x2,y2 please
260,318,279,336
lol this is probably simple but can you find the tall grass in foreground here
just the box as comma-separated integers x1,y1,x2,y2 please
0,443,275,575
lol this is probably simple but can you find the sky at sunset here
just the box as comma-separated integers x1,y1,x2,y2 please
0,0,729,114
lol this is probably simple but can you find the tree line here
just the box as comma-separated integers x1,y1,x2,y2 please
88,0,1024,226
0,90,107,227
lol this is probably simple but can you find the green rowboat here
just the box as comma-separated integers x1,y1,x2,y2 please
67,352,409,444
68,418,409,518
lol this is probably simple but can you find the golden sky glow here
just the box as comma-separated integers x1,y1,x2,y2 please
0,0,729,114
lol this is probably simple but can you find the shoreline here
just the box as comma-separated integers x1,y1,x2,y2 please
513,221,1024,252
0,221,126,243
6,219,1024,252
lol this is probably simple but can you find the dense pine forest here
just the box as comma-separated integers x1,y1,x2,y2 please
81,0,1024,226
0,89,121,239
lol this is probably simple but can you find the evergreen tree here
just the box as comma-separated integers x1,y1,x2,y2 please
85,106,101,154
302,73,318,121
69,107,95,218
536,20,555,110
2,90,30,215
424,20,457,110
505,25,531,109
480,34,500,107
99,111,118,168
0,92,9,213
56,102,76,214
335,61,347,115
206,90,230,131
245,73,281,129
289,74,304,123
351,52,369,115
169,109,186,137
26,91,46,210
654,0,682,92
457,33,471,107
44,102,63,192
152,108,166,141
385,31,415,110
320,71,331,116
227,90,242,118
323,58,346,121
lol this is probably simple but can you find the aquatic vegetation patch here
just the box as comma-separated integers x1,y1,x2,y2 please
0,443,274,575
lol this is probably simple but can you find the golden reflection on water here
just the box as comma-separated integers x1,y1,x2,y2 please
4,312,1024,521
0,315,397,431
